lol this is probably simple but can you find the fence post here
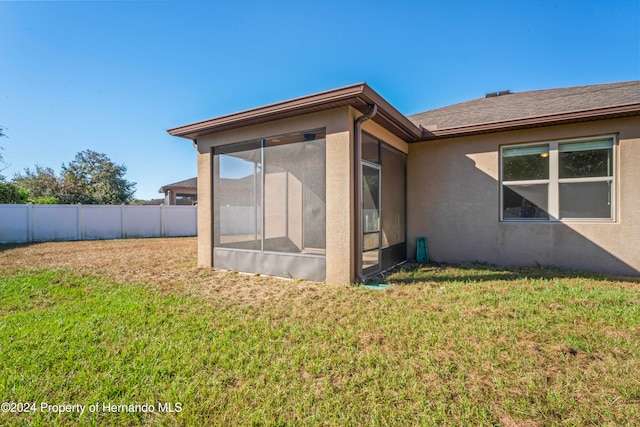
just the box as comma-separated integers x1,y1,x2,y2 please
161,204,166,237
77,203,82,240
27,203,34,243
121,204,126,239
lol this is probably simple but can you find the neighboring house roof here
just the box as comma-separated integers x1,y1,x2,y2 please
410,81,640,139
158,177,197,193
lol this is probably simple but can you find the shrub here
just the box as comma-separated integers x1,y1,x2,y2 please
0,182,29,204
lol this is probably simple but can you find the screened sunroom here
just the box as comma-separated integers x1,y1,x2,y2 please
168,83,422,283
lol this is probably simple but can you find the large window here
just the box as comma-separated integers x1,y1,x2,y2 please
501,136,615,221
213,129,326,254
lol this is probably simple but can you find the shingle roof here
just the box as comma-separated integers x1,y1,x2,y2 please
409,81,640,131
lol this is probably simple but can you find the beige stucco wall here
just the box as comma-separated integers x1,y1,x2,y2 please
361,120,409,154
325,108,356,284
196,148,212,268
407,116,640,276
195,107,357,284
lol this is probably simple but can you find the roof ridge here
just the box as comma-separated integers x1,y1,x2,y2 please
510,80,640,99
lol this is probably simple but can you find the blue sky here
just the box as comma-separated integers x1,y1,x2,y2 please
1,0,638,200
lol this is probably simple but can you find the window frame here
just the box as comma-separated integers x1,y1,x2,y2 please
500,135,616,223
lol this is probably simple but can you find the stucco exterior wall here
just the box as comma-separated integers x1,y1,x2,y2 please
196,148,212,268
407,116,640,276
325,108,356,284
361,120,409,154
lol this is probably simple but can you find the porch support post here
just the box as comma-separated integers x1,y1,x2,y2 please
197,142,213,268
325,108,356,284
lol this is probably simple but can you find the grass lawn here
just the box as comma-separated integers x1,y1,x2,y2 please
1,238,639,426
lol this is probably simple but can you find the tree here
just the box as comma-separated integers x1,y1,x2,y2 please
61,150,136,204
11,165,74,203
0,182,29,203
13,165,61,198
12,151,136,204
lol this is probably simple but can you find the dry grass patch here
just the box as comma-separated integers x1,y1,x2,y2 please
0,238,197,280
0,237,328,308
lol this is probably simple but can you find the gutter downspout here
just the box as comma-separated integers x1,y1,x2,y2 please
353,104,378,281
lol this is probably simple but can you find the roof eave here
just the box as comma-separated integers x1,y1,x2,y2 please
359,85,424,141
420,102,640,140
158,186,197,193
167,83,423,142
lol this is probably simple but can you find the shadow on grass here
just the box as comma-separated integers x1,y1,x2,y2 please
384,262,640,285
0,242,39,253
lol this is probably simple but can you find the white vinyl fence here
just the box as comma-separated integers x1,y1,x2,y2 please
0,204,197,244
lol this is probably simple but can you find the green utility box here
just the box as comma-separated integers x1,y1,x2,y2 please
416,237,429,263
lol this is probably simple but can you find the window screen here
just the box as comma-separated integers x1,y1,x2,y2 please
214,141,262,250
213,129,326,255
264,132,326,254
